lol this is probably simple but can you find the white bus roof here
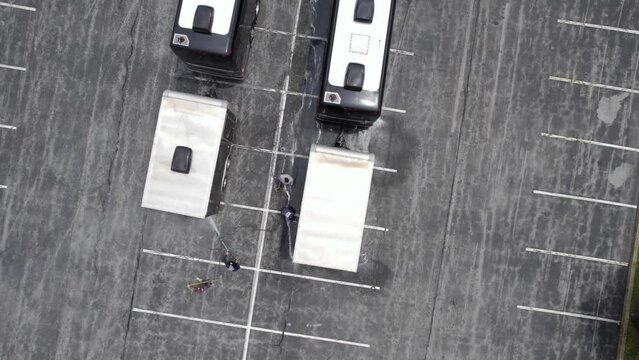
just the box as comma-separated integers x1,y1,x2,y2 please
141,90,228,218
178,0,237,36
328,0,393,92
293,145,375,272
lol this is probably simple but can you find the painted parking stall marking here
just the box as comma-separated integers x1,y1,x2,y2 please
557,19,639,36
250,26,415,57
517,305,620,324
541,132,639,153
219,201,390,232
0,63,26,72
142,249,381,291
549,76,639,95
132,308,371,348
231,143,399,173
0,1,35,11
382,106,407,114
533,190,637,209
525,247,628,266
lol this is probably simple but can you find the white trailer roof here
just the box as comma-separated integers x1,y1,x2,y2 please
141,90,228,218
293,145,375,272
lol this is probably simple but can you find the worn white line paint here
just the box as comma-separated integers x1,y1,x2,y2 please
541,132,639,153
517,305,620,324
220,200,389,232
231,144,398,173
253,26,327,41
0,63,26,72
525,247,628,266
133,308,248,329
0,124,17,130
143,248,381,290
251,325,370,348
133,308,370,348
372,166,398,173
252,26,414,57
549,76,639,94
533,190,637,209
287,90,319,98
389,48,415,56
0,185,7,189
0,1,35,11
219,201,279,215
216,79,318,98
233,143,309,160
557,19,639,36
173,74,318,98
242,76,287,355
382,106,407,114
242,2,305,357
363,224,389,232
142,249,226,266
258,268,380,290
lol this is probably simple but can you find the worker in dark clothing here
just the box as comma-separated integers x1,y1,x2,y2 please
187,278,214,293
223,251,241,272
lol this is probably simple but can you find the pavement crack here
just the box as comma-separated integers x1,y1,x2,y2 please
106,2,141,193
423,0,482,359
272,286,296,357
119,213,147,360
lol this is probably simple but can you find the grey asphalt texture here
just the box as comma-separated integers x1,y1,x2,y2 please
1,0,639,359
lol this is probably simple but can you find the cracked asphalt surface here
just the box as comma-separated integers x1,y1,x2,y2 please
2,0,639,359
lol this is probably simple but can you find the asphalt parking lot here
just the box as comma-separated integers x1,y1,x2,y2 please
2,0,639,359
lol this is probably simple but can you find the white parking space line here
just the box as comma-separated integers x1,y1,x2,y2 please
533,190,637,209
216,79,319,98
142,249,226,266
220,201,280,215
171,74,319,99
557,19,639,36
541,132,639,153
525,247,628,266
253,26,327,42
258,268,381,290
382,106,407,114
251,26,414,56
133,308,248,329
142,249,381,290
132,308,371,348
372,165,398,174
0,1,35,11
363,224,389,232
231,144,399,174
242,3,305,358
0,185,7,189
0,124,17,130
0,63,26,72
173,75,405,115
389,48,415,56
549,76,639,94
251,325,370,347
517,305,620,324
220,201,390,232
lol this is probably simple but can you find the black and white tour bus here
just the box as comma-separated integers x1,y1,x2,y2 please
317,0,396,128
170,0,259,80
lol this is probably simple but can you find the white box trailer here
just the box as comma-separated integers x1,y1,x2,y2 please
293,144,375,272
141,90,234,218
